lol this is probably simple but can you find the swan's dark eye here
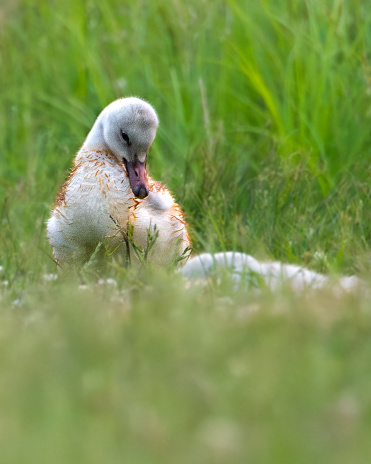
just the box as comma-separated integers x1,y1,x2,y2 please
121,132,130,145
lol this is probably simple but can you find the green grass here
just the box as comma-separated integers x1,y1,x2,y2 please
1,0,371,462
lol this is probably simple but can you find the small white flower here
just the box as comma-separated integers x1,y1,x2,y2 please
115,77,127,91
43,273,58,282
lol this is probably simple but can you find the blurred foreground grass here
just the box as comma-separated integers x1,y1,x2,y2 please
1,0,371,462
1,274,371,464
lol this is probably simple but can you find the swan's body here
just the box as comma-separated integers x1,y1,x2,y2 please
47,98,190,270
181,252,361,293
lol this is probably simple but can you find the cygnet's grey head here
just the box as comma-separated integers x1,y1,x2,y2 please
88,97,159,199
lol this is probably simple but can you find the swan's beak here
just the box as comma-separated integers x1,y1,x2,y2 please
124,159,149,199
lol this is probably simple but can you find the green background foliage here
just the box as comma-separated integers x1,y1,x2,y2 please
1,1,371,462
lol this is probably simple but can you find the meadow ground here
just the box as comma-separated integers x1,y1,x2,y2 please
1,0,371,462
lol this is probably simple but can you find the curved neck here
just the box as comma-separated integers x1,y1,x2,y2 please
83,117,105,149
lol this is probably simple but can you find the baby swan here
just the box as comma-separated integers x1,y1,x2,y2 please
47,97,190,271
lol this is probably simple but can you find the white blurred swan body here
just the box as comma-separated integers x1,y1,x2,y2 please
181,252,360,292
